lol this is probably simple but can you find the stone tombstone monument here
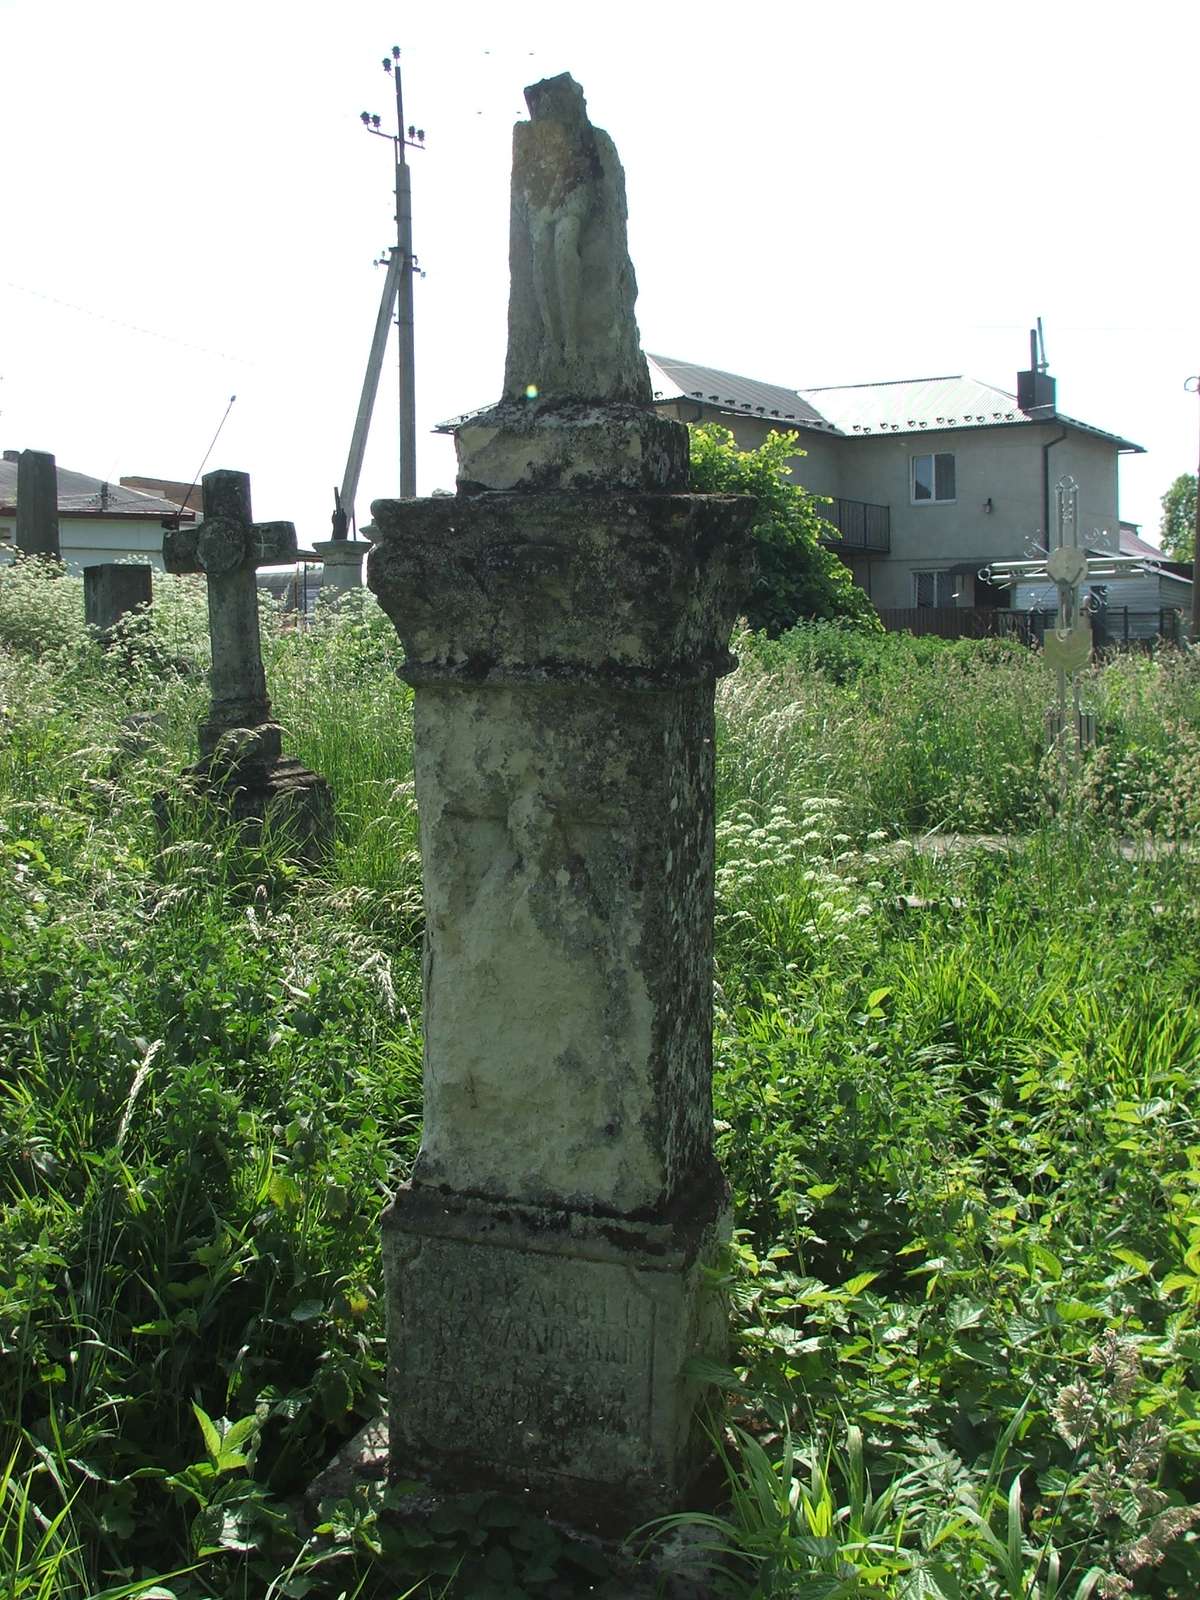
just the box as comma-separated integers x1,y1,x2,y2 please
84,563,153,637
367,73,755,1533
16,449,61,560
162,469,331,856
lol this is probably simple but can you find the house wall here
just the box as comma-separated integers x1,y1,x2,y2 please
629,399,1131,618
655,401,842,497
0,515,167,573
842,423,1122,611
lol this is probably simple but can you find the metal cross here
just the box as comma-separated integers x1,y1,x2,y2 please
163,469,296,763
980,476,1155,771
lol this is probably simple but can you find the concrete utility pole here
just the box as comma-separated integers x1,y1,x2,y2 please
361,47,424,501
1187,375,1200,640
336,248,404,536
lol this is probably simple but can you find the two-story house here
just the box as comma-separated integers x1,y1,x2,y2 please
646,344,1145,620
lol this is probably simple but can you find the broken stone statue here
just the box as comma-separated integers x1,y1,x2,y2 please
358,72,755,1540
161,469,331,857
455,73,688,497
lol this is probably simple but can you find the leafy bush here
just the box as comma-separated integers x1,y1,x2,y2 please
688,425,882,635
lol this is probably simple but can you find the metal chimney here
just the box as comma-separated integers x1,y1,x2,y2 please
1017,324,1057,414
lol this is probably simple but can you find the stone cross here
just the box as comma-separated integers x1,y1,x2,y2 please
982,475,1154,765
16,449,60,560
163,469,295,763
361,73,754,1548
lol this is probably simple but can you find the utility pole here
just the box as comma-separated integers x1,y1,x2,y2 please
1187,375,1200,640
336,249,403,536
387,49,418,499
362,47,424,500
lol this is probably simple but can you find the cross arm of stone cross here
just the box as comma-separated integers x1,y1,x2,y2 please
163,518,297,575
163,520,296,576
162,468,297,576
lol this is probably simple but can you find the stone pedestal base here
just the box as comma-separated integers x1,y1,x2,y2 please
382,1179,729,1535
308,1415,721,1597
455,400,689,494
313,539,367,599
157,755,332,862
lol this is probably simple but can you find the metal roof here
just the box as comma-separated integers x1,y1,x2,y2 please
0,456,193,517
1119,525,1167,560
647,354,836,431
432,355,1144,455
799,375,1023,436
798,374,1143,452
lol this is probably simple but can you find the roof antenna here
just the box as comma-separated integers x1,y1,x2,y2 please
1036,317,1048,374
165,393,237,529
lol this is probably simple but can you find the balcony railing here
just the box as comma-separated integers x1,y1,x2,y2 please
819,497,890,553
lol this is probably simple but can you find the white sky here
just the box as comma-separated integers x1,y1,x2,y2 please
1,0,1196,546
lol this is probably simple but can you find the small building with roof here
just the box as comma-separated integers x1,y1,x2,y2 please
0,450,195,572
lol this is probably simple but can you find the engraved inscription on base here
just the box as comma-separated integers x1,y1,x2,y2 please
390,1236,668,1480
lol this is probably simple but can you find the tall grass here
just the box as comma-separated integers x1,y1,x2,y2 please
1,563,1198,1595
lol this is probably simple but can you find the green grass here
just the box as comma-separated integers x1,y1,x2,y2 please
1,562,1199,1596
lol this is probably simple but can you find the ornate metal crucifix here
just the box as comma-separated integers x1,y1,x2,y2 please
981,476,1157,775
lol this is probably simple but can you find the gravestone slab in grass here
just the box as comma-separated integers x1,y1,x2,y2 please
161,468,331,859
361,71,755,1542
84,563,152,637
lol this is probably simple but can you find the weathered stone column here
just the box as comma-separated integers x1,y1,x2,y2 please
84,563,153,637
367,74,754,1535
16,450,60,560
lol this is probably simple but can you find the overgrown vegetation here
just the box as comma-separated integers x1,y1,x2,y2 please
2,559,1199,1597
688,425,882,636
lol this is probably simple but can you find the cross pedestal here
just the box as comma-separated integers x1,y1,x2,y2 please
312,537,367,601
317,72,755,1570
162,469,331,857
366,485,753,1535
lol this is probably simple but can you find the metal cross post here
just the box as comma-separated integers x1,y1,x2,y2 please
981,475,1156,784
163,469,297,765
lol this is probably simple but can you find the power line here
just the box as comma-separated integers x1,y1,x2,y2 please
1,278,256,366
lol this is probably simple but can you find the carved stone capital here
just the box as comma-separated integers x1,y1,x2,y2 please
367,491,755,687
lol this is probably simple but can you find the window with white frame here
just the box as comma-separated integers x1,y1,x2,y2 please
913,570,958,608
912,452,956,503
